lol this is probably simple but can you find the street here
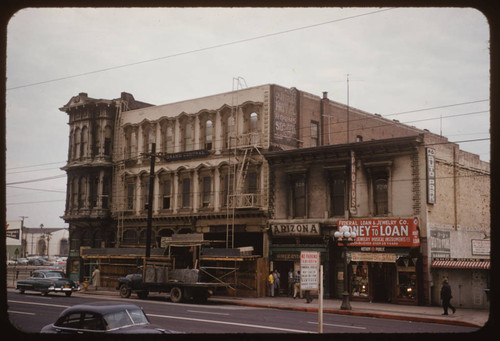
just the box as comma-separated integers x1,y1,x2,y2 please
7,289,479,334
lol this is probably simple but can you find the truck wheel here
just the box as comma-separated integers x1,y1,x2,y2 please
137,291,149,299
119,284,131,298
170,287,183,303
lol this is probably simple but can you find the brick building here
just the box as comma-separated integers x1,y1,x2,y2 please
60,84,489,306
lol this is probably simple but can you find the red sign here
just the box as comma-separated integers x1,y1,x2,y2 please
337,218,420,247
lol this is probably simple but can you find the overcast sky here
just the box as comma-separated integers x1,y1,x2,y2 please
5,7,490,229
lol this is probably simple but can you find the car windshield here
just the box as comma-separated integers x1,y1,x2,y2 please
103,309,148,330
45,272,63,278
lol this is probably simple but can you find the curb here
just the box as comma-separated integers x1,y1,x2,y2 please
210,300,484,328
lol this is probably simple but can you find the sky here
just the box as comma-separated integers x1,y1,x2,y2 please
5,7,490,229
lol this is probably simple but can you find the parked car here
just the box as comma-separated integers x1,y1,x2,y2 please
16,269,80,296
40,302,173,334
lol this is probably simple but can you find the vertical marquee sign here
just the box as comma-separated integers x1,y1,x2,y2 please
350,150,357,214
426,148,436,204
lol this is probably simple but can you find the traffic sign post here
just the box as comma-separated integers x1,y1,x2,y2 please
300,251,322,333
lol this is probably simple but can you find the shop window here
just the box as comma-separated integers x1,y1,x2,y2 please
351,262,369,298
396,258,417,301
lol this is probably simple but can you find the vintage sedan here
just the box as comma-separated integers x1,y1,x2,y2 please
40,303,173,334
16,269,80,296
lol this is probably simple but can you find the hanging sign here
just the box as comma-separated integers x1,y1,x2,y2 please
426,148,436,204
337,218,420,247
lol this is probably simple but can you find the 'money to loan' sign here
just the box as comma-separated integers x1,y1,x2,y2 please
337,218,420,247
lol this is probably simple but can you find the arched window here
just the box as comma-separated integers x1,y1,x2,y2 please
165,126,174,153
94,124,100,156
37,238,46,256
74,127,81,159
123,230,137,245
374,178,388,215
184,123,193,151
205,120,213,150
104,126,112,156
250,112,258,132
81,126,88,158
226,115,235,149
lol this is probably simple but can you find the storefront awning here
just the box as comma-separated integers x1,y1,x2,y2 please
431,259,490,269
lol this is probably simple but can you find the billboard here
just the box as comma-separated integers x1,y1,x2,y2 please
272,86,298,147
337,218,420,247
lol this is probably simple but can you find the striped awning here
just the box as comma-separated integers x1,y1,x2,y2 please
432,259,490,269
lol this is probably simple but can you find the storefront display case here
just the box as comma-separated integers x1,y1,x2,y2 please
351,262,369,299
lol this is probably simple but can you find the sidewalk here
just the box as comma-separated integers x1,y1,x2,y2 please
75,286,490,328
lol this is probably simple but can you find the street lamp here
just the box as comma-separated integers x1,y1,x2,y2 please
334,225,357,310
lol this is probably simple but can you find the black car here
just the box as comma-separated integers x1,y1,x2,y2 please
16,269,80,296
40,302,174,334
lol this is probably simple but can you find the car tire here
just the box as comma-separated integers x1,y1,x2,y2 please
119,284,131,298
170,287,183,303
65,291,72,297
41,291,49,296
18,289,25,294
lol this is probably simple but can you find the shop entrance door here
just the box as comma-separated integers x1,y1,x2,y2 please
274,261,294,296
371,263,394,303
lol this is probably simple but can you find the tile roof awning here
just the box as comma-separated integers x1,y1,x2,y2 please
431,259,490,270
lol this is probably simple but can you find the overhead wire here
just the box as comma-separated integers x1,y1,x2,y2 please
7,8,396,91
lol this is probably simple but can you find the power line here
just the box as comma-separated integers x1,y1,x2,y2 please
6,161,65,171
385,99,489,117
6,185,66,193
6,175,66,186
7,8,395,91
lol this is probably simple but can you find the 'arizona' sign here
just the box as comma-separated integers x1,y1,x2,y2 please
337,218,420,247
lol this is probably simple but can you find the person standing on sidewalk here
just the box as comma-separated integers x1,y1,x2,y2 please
287,268,294,296
293,271,302,299
440,278,456,315
273,269,280,297
92,266,101,291
268,271,275,297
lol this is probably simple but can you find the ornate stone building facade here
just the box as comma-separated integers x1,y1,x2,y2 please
60,84,489,307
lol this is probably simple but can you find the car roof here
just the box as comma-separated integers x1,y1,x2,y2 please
60,303,144,316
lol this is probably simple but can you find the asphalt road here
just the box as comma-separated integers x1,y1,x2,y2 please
7,289,478,334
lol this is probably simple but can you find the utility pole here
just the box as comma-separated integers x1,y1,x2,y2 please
19,216,28,257
346,74,350,144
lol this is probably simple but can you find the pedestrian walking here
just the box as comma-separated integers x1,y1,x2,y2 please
92,266,101,291
440,278,456,315
287,268,294,296
304,289,313,303
293,271,302,299
273,269,280,297
268,271,274,297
